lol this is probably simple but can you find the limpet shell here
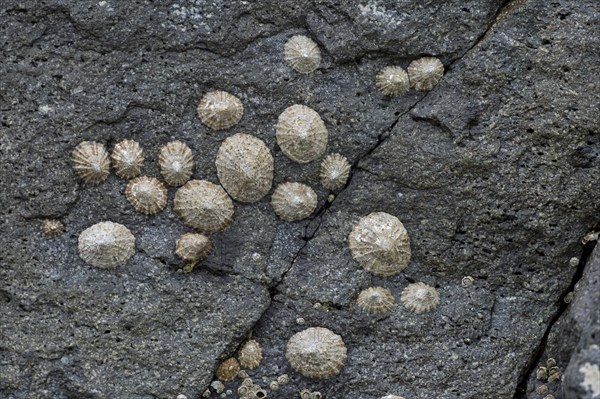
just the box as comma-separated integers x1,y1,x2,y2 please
407,57,444,91
216,357,240,382
284,35,321,74
357,287,395,314
320,153,351,191
72,141,110,184
271,182,317,222
159,141,195,187
111,139,144,179
173,180,234,234
376,66,410,97
216,133,274,203
124,176,168,215
276,104,328,164
78,221,135,269
41,219,64,238
238,339,263,370
348,212,411,277
401,282,440,314
175,233,212,262
285,327,347,379
197,91,244,131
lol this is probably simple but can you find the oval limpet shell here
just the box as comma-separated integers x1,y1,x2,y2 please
284,35,321,74
72,141,110,184
78,221,135,269
376,66,410,97
407,57,444,91
320,153,351,191
356,286,395,314
276,104,328,164
124,176,168,215
216,357,240,382
197,91,244,131
175,233,212,263
285,327,347,379
238,339,263,370
159,141,195,187
173,180,234,234
401,282,440,314
271,182,317,222
111,139,144,179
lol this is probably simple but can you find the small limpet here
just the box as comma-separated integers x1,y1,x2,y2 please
320,153,351,191
276,104,328,164
216,358,240,382
41,219,64,238
376,66,410,97
285,327,347,379
197,91,244,131
78,221,135,269
175,233,212,263
111,139,144,179
401,282,440,314
407,57,444,91
159,141,195,187
356,287,395,314
284,35,321,74
72,141,110,184
173,180,234,234
271,182,317,222
238,339,263,370
124,176,168,215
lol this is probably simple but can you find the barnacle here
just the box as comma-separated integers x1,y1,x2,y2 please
111,139,144,179
271,182,317,222
276,104,328,164
285,327,347,379
124,176,168,215
376,66,410,97
78,221,135,269
269,381,279,391
461,276,474,288
284,35,321,74
348,212,411,277
216,133,274,203
238,339,263,370
320,153,351,191
159,141,195,187
197,91,244,130
41,219,64,238
216,357,240,382
356,287,395,314
401,282,440,314
277,374,289,385
72,141,110,184
173,180,234,234
175,233,212,262
210,380,225,394
407,57,444,91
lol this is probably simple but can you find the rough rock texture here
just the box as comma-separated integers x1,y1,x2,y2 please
0,1,598,398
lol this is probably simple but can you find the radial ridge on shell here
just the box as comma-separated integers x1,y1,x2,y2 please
276,104,328,164
197,90,244,131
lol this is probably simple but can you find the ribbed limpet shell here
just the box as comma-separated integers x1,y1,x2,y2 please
72,141,110,184
276,104,328,164
216,133,274,203
271,182,317,222
41,219,64,238
197,91,244,131
348,212,411,277
111,139,144,179
159,141,195,187
320,153,351,191
356,287,395,314
124,176,168,215
216,357,240,382
376,66,410,97
173,180,234,234
407,57,444,91
238,339,263,370
284,35,321,74
78,221,135,269
401,282,440,314
285,327,347,379
175,233,212,262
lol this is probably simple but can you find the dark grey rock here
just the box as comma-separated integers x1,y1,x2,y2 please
0,0,598,398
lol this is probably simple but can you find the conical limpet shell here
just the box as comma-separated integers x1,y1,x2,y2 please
111,139,144,179
285,327,347,379
407,57,444,91
216,133,274,203
173,180,234,234
124,176,168,215
216,357,240,382
175,233,212,262
159,141,195,187
276,104,328,164
356,286,395,314
72,141,110,184
271,182,317,222
284,35,321,74
401,282,440,314
78,221,135,269
197,91,244,131
376,66,410,97
348,212,411,277
41,219,64,238
320,153,351,191
238,339,263,370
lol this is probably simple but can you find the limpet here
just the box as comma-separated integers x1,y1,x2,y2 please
284,35,321,74
276,104,328,164
216,357,240,382
124,176,168,215
175,233,212,263
111,139,144,179
320,153,351,191
78,221,135,269
401,282,440,314
72,141,110,184
376,66,410,97
356,287,395,314
285,327,347,379
159,141,194,187
41,219,64,238
238,339,263,370
407,57,444,91
197,91,244,131
271,182,317,222
173,180,234,234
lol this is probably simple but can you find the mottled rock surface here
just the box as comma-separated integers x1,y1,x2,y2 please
0,0,598,398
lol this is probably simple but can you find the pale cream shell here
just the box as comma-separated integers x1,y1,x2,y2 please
271,182,317,222
111,140,144,179
401,282,440,314
175,233,212,262
41,219,64,238
159,141,195,187
285,327,347,379
276,104,328,164
407,57,444,91
124,176,168,215
216,133,273,203
376,66,410,97
173,180,234,234
72,141,110,184
197,91,244,130
78,221,135,269
238,339,263,370
348,212,411,277
284,35,321,74
320,153,351,191
356,286,395,314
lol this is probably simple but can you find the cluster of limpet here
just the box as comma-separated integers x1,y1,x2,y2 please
124,176,168,215
197,91,244,131
401,282,440,314
159,141,195,187
276,104,328,164
72,141,110,184
284,35,321,74
111,139,144,179
357,287,395,314
285,327,347,379
41,219,64,238
78,221,135,269
271,182,317,222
